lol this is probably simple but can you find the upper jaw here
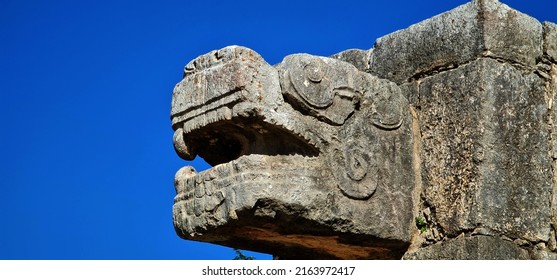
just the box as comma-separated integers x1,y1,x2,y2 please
171,46,287,162
170,45,283,129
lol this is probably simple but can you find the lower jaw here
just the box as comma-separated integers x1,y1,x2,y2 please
172,154,325,233
172,153,412,259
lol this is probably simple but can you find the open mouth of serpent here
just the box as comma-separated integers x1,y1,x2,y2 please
170,45,323,197
172,108,322,198
180,116,319,167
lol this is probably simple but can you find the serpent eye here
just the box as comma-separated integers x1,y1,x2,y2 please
304,62,323,83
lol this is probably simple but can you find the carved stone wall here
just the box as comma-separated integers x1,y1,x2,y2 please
170,0,557,259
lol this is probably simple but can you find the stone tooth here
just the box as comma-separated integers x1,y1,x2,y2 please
214,110,221,123
186,189,195,200
189,119,197,132
193,198,204,217
193,118,201,131
216,164,231,179
174,177,185,194
218,110,227,122
204,179,214,196
548,230,557,251
202,113,209,126
194,180,205,199
207,170,217,180
194,174,203,184
232,160,241,174
190,118,198,131
184,200,193,216
174,193,188,204
223,107,233,120
184,217,193,233
204,196,216,212
184,121,192,134
185,177,195,191
228,208,238,220
172,204,183,223
208,110,217,124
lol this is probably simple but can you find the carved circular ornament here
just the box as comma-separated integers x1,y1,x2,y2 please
289,58,333,109
346,146,369,181
331,142,378,200
304,62,323,83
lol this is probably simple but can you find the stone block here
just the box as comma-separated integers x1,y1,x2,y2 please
417,58,551,242
404,235,530,259
330,48,370,72
369,0,542,84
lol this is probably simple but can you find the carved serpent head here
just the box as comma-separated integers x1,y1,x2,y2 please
170,46,416,259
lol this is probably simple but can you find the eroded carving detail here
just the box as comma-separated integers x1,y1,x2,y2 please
331,141,379,199
279,55,359,125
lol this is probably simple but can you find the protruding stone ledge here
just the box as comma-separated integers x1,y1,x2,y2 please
369,0,543,84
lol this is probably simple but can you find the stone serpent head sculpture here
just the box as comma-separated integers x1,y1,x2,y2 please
171,46,416,259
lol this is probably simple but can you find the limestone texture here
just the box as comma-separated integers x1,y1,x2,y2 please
170,0,557,259
405,235,530,260
369,0,542,84
416,58,551,242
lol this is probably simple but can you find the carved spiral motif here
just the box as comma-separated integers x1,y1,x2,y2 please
345,146,369,181
290,59,333,109
332,142,378,200
304,62,323,83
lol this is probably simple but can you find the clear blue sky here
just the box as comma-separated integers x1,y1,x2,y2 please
1,0,555,260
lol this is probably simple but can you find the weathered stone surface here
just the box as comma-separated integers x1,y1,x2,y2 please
330,49,370,72
170,1,557,259
544,22,557,61
416,58,551,242
481,0,542,66
550,63,557,232
369,0,542,84
171,46,286,163
548,230,557,251
530,249,557,260
550,64,557,160
404,235,530,260
171,46,417,259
